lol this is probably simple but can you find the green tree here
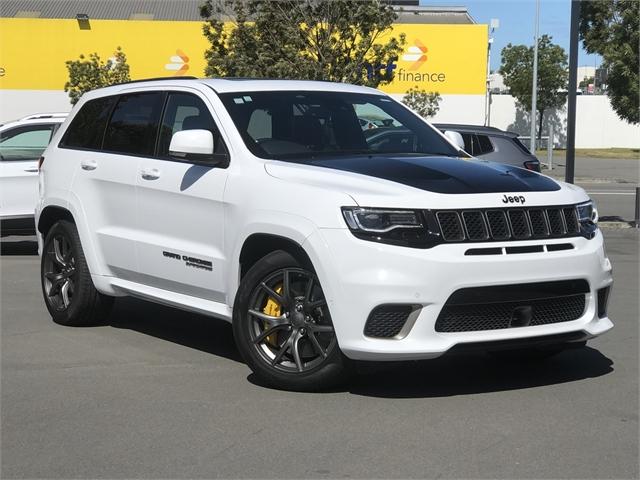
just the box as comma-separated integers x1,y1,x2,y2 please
199,0,405,88
499,35,568,140
64,47,130,105
402,86,441,118
579,0,639,124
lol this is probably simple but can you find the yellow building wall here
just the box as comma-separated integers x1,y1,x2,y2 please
0,18,487,94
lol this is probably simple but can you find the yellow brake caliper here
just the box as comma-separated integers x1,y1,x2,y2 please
262,284,283,346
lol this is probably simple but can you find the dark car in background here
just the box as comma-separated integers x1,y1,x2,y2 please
433,124,541,172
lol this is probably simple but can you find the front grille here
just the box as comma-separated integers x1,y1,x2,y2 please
364,305,415,338
435,280,588,333
432,205,582,243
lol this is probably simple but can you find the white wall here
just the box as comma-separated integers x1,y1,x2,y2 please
1,89,638,149
0,90,72,123
488,94,640,149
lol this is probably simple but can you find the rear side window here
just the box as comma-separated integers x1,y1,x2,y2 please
477,135,494,154
0,124,55,161
61,96,116,150
103,92,164,156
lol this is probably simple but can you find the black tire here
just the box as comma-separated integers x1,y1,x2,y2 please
233,250,349,391
41,220,113,326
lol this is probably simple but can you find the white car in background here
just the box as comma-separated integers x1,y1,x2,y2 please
0,113,68,236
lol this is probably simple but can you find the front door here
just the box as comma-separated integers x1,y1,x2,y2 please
134,90,229,302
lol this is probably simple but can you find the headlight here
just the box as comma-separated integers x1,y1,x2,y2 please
577,200,598,224
341,207,437,248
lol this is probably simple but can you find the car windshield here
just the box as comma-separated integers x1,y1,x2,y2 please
218,91,459,160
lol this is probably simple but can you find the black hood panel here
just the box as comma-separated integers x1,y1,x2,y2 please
293,156,560,194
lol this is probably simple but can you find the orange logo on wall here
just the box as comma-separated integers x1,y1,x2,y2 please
401,39,428,70
164,49,189,75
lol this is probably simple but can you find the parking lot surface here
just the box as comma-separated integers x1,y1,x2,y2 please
1,228,638,479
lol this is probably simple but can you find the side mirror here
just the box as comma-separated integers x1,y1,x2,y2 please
169,129,223,165
444,130,466,151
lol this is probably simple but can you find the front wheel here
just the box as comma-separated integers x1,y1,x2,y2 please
233,251,349,391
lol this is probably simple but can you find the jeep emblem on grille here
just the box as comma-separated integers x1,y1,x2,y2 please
502,194,526,204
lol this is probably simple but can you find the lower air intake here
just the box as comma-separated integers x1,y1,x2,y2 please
435,280,588,333
364,305,415,338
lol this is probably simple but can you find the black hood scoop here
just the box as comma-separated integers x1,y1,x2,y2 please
292,155,560,194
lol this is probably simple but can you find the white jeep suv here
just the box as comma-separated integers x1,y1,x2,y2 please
36,78,613,390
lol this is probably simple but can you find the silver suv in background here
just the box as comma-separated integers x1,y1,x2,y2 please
434,124,541,172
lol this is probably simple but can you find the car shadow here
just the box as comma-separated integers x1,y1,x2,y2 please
345,347,613,398
246,346,613,397
107,297,243,363
0,239,38,256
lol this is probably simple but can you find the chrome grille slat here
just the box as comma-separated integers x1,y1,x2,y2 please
433,205,582,243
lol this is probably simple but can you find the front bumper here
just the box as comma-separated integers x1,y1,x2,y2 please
305,228,613,361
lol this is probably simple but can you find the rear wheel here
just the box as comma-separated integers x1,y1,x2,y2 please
41,220,113,326
233,250,349,391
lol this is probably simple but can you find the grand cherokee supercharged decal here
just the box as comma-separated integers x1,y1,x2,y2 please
163,251,213,272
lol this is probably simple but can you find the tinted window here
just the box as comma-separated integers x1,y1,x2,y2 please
477,134,494,154
158,92,226,157
103,92,164,156
219,91,458,160
460,133,474,153
62,96,116,149
0,124,54,161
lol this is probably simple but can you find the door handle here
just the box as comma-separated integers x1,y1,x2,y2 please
81,160,97,171
23,167,39,173
140,167,161,180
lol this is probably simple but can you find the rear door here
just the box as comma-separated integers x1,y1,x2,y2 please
133,90,230,302
0,123,55,219
65,92,164,278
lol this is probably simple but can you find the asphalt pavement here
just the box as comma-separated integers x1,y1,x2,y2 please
1,227,638,479
543,155,639,222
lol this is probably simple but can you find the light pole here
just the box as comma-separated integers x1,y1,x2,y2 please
484,18,499,126
530,0,540,153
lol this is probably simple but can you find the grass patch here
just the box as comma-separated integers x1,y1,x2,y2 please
535,148,640,159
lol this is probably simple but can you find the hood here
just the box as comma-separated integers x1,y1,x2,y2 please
264,155,589,210
280,155,560,195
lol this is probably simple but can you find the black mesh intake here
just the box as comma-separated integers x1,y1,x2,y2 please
563,207,580,233
462,211,489,240
486,210,510,240
436,212,464,241
528,209,549,237
508,210,531,239
364,305,415,338
597,286,611,318
435,280,589,333
547,208,566,235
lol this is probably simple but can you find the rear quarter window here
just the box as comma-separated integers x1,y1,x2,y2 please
61,96,116,150
477,135,494,154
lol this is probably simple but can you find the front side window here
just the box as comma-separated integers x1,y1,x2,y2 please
103,92,164,156
219,91,458,160
61,96,116,150
157,92,227,157
0,124,54,161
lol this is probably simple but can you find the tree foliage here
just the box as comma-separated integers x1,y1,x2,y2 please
402,86,441,118
499,35,568,140
579,0,639,124
199,0,405,88
64,47,130,105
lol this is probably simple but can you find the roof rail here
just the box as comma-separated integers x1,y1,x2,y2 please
116,76,199,86
19,113,69,121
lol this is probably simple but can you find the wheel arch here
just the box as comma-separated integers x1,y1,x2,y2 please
37,205,75,237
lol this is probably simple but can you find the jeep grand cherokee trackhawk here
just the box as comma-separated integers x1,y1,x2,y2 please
36,78,613,390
